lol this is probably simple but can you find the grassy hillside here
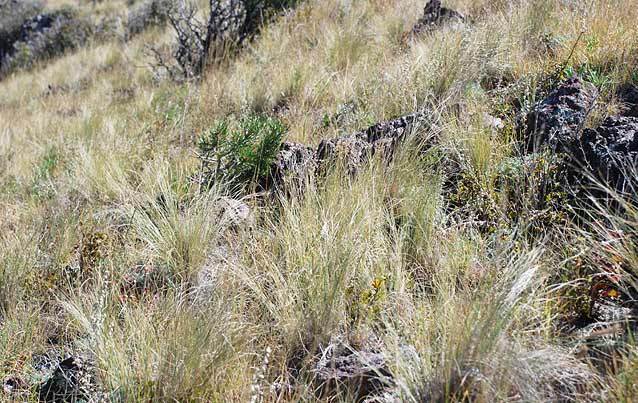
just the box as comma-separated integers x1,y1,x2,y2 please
1,0,638,401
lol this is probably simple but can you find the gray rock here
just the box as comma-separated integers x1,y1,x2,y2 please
525,77,598,152
313,345,391,401
618,83,638,117
267,141,317,191
316,135,373,175
357,111,429,143
411,0,466,36
37,357,90,403
578,116,638,192
317,111,429,174
215,197,254,230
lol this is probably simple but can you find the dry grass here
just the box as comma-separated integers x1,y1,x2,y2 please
1,0,638,401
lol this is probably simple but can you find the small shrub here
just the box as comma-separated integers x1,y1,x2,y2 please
152,0,301,80
198,114,285,190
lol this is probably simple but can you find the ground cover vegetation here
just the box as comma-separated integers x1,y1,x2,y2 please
2,0,638,401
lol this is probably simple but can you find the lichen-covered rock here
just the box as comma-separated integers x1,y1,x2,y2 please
0,7,92,76
313,345,391,401
215,197,254,230
358,111,429,143
0,0,42,60
266,141,317,191
411,0,465,36
617,84,638,117
317,111,430,173
37,357,91,403
316,135,373,175
525,77,598,152
578,116,638,192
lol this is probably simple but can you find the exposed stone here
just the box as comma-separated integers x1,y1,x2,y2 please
317,111,429,174
266,141,317,191
316,135,373,175
357,111,429,143
38,357,89,403
525,76,598,152
577,116,638,192
617,83,638,117
194,246,233,301
313,345,391,401
411,0,466,36
1,8,92,76
482,112,505,130
215,197,254,230
2,377,24,394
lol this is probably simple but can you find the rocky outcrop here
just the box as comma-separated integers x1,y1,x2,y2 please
313,346,391,401
267,141,317,190
521,77,638,200
411,0,466,36
578,116,638,192
37,357,91,403
0,8,92,77
525,76,598,152
316,135,373,175
215,196,254,230
266,111,430,191
617,84,638,117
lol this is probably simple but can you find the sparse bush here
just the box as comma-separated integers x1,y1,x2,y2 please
152,0,300,79
197,114,285,190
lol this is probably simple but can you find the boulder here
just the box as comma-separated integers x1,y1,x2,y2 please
215,197,254,230
316,135,373,175
411,0,465,36
37,357,89,403
1,8,92,75
266,141,317,190
313,346,391,401
357,112,429,143
617,84,638,117
317,111,430,173
578,116,638,192
525,77,598,152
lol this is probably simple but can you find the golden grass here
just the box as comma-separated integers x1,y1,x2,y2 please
1,0,638,401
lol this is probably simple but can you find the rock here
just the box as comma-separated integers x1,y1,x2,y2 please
1,8,92,76
266,141,317,191
194,246,232,301
316,135,373,175
2,377,24,394
37,357,89,403
577,116,638,193
313,345,391,401
317,112,430,173
215,197,254,230
411,0,466,36
357,112,429,143
617,84,638,117
482,112,505,130
258,112,430,192
525,77,598,152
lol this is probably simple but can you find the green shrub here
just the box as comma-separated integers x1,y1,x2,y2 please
198,114,285,190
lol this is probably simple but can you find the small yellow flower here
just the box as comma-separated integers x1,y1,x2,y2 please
607,289,620,298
